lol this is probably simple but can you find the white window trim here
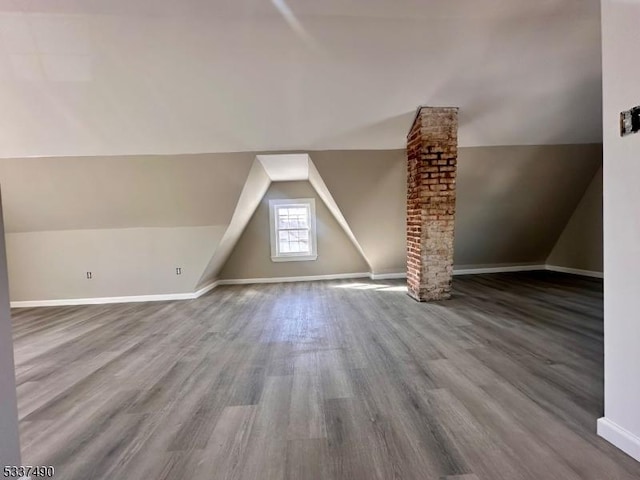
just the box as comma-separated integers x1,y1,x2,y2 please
269,198,318,262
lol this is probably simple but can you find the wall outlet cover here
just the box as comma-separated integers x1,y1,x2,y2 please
621,106,640,137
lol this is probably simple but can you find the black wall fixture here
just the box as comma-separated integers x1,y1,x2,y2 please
621,105,640,137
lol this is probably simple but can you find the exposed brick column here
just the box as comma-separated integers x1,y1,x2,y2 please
407,107,458,302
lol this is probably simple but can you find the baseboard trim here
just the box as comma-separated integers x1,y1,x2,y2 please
453,264,546,275
10,281,219,308
218,272,370,286
370,272,407,280
453,264,604,278
545,265,604,278
598,417,640,462
9,264,604,308
11,294,194,308
193,281,220,298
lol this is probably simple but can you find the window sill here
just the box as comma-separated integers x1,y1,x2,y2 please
271,254,318,263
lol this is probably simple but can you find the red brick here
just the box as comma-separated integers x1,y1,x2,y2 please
406,107,458,302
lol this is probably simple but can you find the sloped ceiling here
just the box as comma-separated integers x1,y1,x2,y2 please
0,153,255,232
454,144,602,266
0,0,602,157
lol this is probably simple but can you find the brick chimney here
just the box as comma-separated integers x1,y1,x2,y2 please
407,107,458,302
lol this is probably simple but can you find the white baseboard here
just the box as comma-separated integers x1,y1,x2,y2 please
349,265,587,280
452,264,604,278
10,274,370,307
193,280,220,298
219,272,409,284
10,263,604,308
10,281,219,308
218,272,370,286
370,272,406,280
545,265,604,278
598,417,640,462
10,293,194,308
453,264,545,276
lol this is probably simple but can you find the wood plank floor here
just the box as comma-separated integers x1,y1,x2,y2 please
11,272,640,479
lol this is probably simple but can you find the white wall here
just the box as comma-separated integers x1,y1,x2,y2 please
0,191,21,465
598,0,640,461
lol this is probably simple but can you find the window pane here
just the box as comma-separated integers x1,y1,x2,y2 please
279,240,291,253
289,241,301,253
278,210,289,229
276,207,310,231
272,202,313,257
276,230,310,255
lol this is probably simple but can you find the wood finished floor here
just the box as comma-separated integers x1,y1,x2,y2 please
11,272,640,480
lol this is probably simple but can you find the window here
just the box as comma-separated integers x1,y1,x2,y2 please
269,198,317,262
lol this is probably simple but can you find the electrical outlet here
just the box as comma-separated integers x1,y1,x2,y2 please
86,272,92,279
621,106,640,137
176,267,182,275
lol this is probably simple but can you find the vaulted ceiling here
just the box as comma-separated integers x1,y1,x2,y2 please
0,0,602,158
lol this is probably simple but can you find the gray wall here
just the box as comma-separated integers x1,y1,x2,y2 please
0,144,602,301
547,167,603,272
313,145,602,272
7,226,225,301
0,191,21,465
455,144,602,267
312,150,407,275
220,181,369,279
